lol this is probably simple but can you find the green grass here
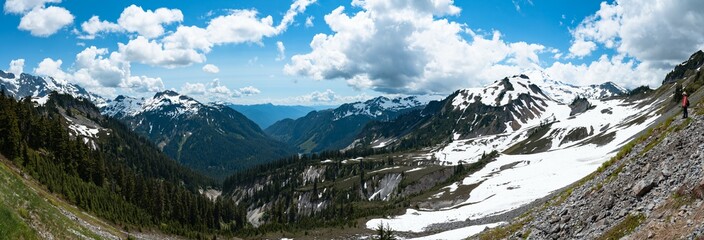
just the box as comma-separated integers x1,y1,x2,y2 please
596,213,645,240
0,158,108,239
0,205,36,240
671,191,696,210
476,214,533,240
553,187,574,206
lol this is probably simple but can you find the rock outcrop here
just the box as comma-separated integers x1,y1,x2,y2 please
663,50,704,84
507,115,704,239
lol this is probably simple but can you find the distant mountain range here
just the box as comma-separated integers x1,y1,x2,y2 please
101,90,293,179
228,103,333,129
265,96,425,153
351,71,630,152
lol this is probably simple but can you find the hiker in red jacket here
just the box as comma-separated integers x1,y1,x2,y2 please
682,91,690,118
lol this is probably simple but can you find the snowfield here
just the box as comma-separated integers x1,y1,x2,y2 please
367,95,663,238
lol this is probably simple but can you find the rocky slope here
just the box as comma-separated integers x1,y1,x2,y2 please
473,51,704,240
495,113,703,239
663,50,704,84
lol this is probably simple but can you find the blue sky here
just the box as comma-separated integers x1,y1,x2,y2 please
2,0,703,105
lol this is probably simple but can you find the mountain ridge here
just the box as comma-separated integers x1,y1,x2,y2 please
102,90,294,179
265,95,425,153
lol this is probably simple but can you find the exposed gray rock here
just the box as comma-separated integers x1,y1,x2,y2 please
633,178,657,198
507,115,704,239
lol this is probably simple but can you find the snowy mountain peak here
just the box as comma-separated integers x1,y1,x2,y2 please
522,70,627,104
102,90,206,118
333,96,424,120
102,95,145,118
452,74,547,110
0,70,105,107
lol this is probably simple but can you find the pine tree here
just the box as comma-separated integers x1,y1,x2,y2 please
674,84,683,103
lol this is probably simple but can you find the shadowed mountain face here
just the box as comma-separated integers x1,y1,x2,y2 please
663,50,704,84
264,96,424,153
102,90,293,179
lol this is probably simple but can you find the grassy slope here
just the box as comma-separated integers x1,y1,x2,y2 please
0,155,123,240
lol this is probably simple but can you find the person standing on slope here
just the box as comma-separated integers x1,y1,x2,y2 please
682,91,690,119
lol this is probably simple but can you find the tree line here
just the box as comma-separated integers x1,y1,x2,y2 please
0,91,248,238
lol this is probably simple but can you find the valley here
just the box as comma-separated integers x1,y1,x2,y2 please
0,59,695,239
3,0,704,239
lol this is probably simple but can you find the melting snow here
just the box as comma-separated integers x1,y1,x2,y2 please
367,96,663,233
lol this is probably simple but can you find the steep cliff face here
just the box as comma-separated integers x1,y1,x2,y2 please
663,50,704,84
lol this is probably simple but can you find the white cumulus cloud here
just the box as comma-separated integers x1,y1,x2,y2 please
117,36,206,68
34,58,68,79
569,0,704,68
181,82,207,95
18,6,74,37
79,16,122,39
117,4,183,38
33,46,166,96
285,0,544,94
238,86,261,96
202,64,220,73
3,0,60,14
7,59,25,76
124,76,164,92
545,54,666,89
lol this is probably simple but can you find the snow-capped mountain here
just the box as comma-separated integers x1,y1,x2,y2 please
333,96,423,121
450,71,627,109
0,71,110,146
102,90,204,119
101,95,144,118
265,96,425,153
523,70,628,103
358,73,670,236
0,70,105,106
102,90,293,179
355,72,634,152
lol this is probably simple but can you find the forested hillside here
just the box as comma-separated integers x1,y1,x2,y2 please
0,91,248,238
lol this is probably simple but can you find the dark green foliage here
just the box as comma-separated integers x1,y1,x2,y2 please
266,110,380,153
628,86,652,96
265,99,422,153
674,83,683,104
374,223,396,240
0,92,247,237
119,96,293,180
357,92,516,151
221,147,500,236
663,50,704,84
